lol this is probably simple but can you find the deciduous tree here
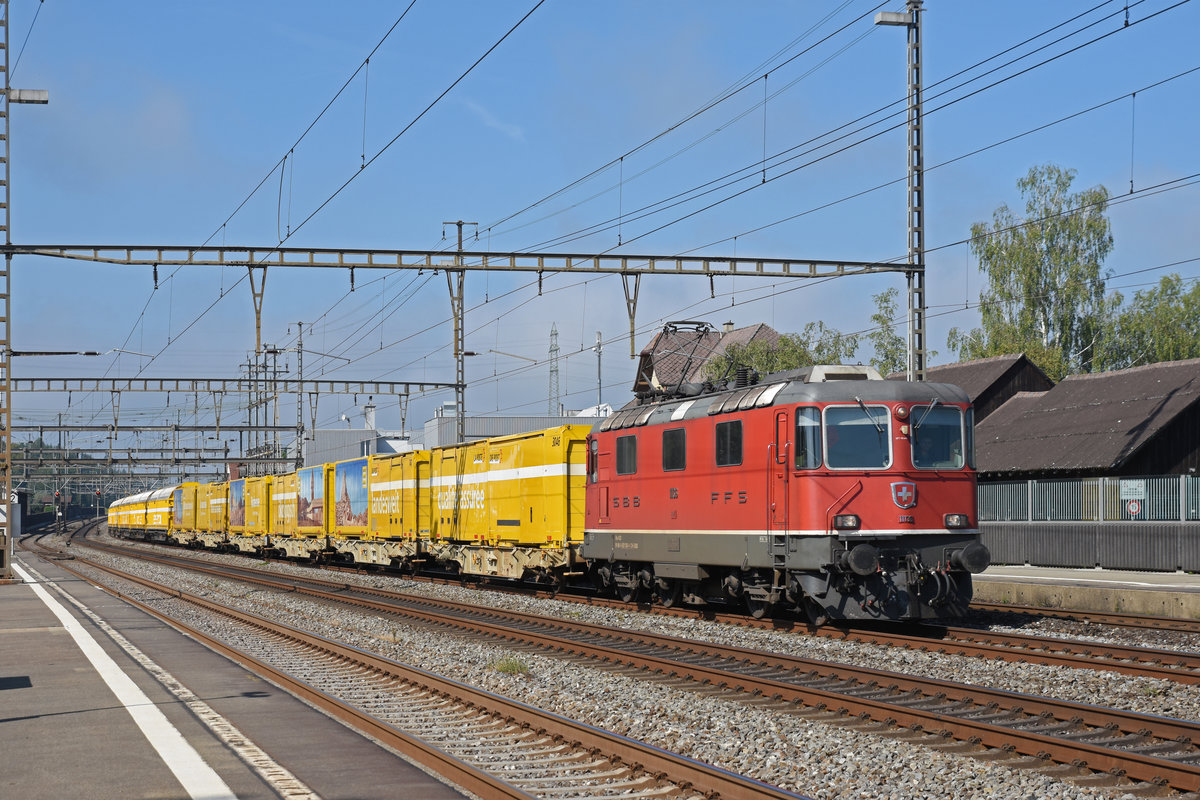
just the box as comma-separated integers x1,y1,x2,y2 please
1108,274,1200,367
867,287,907,377
705,322,858,380
947,164,1116,381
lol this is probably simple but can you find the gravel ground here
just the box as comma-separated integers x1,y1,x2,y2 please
69,533,1199,800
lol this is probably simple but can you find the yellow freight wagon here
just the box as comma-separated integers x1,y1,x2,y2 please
273,464,331,560
244,476,272,534
195,482,229,549
330,457,370,539
370,450,431,542
234,475,273,553
145,487,175,540
108,491,147,535
428,425,590,579
272,471,298,538
333,450,431,567
171,483,199,544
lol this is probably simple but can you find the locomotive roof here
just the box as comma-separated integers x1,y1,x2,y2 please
600,365,970,432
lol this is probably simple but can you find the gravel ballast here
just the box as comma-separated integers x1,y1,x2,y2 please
69,535,1198,800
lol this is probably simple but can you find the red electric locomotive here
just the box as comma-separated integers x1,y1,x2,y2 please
581,364,990,623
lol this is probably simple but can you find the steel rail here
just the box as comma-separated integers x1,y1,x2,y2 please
85,542,1200,793
37,546,808,800
93,538,1200,685
972,600,1200,635
22,548,537,800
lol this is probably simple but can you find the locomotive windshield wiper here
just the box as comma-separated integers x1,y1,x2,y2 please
914,398,940,429
854,396,884,433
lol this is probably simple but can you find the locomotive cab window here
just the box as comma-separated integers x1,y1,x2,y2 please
912,404,965,470
588,439,598,483
715,420,742,467
795,406,822,470
616,435,638,475
662,428,686,471
825,405,890,469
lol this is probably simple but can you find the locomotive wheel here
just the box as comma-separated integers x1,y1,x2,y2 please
653,578,682,608
618,582,639,604
804,598,829,627
745,595,774,619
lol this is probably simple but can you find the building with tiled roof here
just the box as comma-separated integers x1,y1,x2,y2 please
890,353,1053,421
631,321,780,396
975,358,1200,477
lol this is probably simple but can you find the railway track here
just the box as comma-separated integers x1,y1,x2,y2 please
21,534,803,800
87,535,1200,687
972,600,1200,636
65,537,1200,795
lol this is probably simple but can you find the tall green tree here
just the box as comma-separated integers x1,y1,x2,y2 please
705,321,858,381
1107,274,1200,368
947,164,1116,381
867,287,907,376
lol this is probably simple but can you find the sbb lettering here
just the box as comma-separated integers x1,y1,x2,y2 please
711,491,749,504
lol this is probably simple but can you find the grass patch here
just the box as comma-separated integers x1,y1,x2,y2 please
491,655,530,676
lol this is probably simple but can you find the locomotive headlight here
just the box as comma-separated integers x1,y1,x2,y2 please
833,514,860,530
944,513,970,529
894,405,909,420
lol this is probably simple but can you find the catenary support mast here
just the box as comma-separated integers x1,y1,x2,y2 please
876,0,926,381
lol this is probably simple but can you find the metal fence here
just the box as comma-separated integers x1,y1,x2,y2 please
979,475,1200,571
979,475,1200,522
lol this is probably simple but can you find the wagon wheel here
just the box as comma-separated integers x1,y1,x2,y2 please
653,577,682,608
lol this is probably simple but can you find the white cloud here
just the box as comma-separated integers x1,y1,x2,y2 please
462,99,525,143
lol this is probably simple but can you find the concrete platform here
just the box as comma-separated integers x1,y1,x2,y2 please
1,550,469,800
974,565,1200,620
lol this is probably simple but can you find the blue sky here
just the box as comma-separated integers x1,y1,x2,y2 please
10,1,1200,454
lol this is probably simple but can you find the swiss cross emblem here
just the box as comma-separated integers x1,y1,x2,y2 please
891,481,917,509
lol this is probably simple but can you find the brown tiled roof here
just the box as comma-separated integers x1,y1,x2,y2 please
889,354,1039,398
975,358,1200,474
921,354,1028,399
633,323,780,392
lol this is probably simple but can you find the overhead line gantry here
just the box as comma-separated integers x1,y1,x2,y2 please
5,242,918,450
4,242,911,355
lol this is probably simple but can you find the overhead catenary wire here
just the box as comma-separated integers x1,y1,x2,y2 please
54,2,1199,443
76,1,542,432
194,0,1171,383
498,0,1181,257
477,0,1136,249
